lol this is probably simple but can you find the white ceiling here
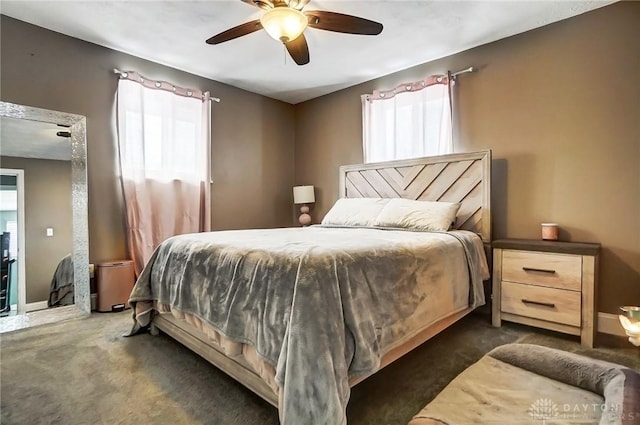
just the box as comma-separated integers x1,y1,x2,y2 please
0,116,72,161
1,1,616,104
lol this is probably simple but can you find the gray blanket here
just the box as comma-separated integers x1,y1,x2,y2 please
48,253,74,307
129,226,487,425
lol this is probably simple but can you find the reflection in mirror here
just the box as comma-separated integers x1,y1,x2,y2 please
0,102,89,332
1,117,73,312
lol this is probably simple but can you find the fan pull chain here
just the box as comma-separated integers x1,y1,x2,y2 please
283,44,287,65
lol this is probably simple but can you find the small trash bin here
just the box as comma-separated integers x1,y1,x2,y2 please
96,260,135,312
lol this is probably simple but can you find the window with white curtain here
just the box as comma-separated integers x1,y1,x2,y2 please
118,79,206,182
362,76,453,163
116,72,212,275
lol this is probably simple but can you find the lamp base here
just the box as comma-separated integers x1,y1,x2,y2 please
298,205,311,226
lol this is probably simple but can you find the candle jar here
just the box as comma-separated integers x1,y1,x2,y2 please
541,223,559,241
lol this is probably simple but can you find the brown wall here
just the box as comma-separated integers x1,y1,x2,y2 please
294,2,640,313
1,156,73,303
0,16,296,266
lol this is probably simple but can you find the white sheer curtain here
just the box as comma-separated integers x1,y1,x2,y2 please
362,75,452,163
116,72,211,275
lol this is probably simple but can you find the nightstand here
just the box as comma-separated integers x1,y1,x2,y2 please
491,239,600,347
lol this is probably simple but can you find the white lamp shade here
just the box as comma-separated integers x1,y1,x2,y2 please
293,185,315,204
260,7,308,43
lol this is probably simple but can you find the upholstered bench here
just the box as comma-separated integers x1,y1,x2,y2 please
409,343,640,425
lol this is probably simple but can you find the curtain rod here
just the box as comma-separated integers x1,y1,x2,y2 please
113,68,221,103
451,66,475,78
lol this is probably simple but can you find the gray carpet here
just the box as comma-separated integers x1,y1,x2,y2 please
1,311,638,425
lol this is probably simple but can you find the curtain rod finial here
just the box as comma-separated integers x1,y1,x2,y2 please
113,68,128,79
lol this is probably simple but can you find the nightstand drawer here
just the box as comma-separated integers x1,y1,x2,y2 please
501,281,581,327
502,250,581,291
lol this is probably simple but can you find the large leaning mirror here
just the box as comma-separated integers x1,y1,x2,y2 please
0,101,89,331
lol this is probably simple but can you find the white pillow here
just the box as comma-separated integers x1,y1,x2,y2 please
374,198,461,231
321,198,391,227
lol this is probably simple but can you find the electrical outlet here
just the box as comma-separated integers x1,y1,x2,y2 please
46,227,54,237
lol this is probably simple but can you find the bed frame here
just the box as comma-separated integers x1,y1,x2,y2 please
152,150,492,408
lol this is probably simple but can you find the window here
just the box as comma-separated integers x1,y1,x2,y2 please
362,76,452,163
118,79,206,183
6,220,17,260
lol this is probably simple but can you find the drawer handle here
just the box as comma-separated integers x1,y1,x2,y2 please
522,299,556,308
522,266,556,274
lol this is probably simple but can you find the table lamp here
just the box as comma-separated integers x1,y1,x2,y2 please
293,185,315,226
619,306,640,346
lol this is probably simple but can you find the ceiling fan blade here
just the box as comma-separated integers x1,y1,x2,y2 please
206,19,263,45
285,33,310,65
305,11,383,35
285,0,311,10
240,0,273,10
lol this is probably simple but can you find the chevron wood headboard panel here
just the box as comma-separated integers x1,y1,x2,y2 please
339,150,492,242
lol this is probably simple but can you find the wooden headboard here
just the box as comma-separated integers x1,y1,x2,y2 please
339,150,492,243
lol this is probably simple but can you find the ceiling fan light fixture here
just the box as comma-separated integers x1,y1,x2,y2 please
260,7,307,43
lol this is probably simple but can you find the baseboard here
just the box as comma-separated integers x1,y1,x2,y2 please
14,305,630,336
597,312,626,337
25,301,48,312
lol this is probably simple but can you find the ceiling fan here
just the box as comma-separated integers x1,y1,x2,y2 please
206,0,383,65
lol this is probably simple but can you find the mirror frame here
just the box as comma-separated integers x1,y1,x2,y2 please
0,101,90,315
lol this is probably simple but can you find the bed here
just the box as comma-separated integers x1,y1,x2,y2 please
128,150,492,425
